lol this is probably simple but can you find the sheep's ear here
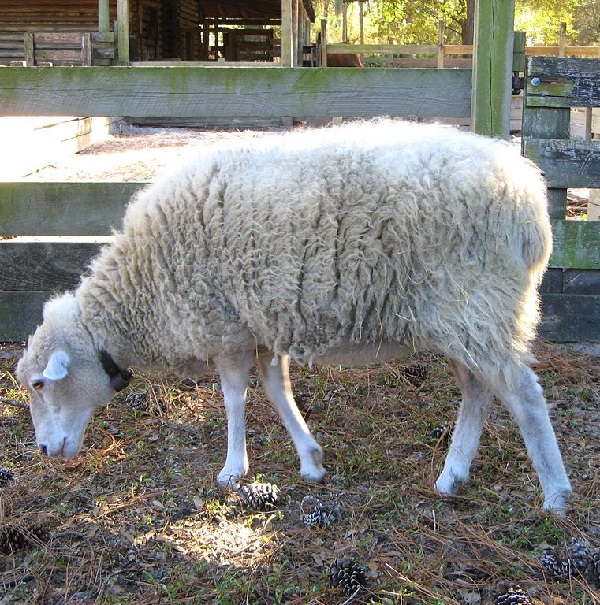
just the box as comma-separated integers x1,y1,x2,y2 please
42,350,70,381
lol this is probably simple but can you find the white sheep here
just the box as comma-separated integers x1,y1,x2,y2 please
16,119,572,512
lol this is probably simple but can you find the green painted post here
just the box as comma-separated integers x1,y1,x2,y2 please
471,0,515,139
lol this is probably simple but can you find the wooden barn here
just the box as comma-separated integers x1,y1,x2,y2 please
0,0,315,65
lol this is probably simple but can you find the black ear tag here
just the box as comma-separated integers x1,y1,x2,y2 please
100,350,133,392
110,372,132,392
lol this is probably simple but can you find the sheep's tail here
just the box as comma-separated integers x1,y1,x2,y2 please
520,162,553,286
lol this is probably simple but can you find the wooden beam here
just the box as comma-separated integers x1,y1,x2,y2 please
0,242,103,291
525,57,600,108
0,67,472,119
0,292,50,341
522,138,600,189
539,293,600,342
327,43,438,55
471,0,515,138
550,221,600,270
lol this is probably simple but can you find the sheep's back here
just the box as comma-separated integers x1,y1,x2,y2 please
198,123,550,367
85,121,551,374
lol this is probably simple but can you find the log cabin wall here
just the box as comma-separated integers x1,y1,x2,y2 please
0,0,201,63
165,0,201,60
130,0,164,60
0,0,117,31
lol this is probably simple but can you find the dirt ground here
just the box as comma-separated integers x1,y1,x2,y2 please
1,127,599,605
21,126,287,183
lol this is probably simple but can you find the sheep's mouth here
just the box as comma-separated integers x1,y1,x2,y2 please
39,436,81,460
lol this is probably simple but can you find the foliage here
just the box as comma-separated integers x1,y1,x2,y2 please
515,0,580,44
573,0,600,44
312,0,595,46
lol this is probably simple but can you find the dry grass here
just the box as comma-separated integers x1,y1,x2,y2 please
1,340,599,604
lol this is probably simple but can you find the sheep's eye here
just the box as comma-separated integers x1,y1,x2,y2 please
31,380,44,391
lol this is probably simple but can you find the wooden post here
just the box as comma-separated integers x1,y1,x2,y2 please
437,20,445,69
359,1,364,45
116,0,129,65
98,0,110,33
558,22,567,57
471,0,515,139
342,3,348,43
82,33,92,66
512,31,526,72
292,0,299,67
281,0,293,66
24,32,35,66
321,18,327,66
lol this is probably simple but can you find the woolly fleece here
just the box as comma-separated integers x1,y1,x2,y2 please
77,119,551,384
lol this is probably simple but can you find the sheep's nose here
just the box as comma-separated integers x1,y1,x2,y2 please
39,444,48,455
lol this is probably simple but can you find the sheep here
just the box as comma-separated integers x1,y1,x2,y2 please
16,119,572,513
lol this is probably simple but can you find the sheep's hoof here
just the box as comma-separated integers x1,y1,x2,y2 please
300,448,326,483
434,472,467,497
300,466,326,483
543,488,572,516
217,473,244,491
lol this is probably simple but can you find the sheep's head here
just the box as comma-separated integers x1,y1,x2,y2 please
16,294,119,460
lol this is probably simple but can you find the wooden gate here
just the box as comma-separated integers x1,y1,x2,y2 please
523,57,600,341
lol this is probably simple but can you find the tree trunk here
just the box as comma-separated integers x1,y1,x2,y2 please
463,0,476,44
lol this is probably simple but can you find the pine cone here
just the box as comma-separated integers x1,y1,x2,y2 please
300,496,341,528
585,548,600,587
402,363,429,387
0,468,15,487
0,523,50,554
496,584,532,605
239,483,280,510
328,556,367,596
429,422,453,443
539,538,590,580
125,392,148,410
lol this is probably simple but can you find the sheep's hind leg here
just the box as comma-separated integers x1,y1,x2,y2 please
215,355,254,489
257,353,326,483
496,364,571,513
435,360,493,497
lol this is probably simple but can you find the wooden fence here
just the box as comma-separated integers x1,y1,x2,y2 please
322,21,600,69
0,61,598,342
523,57,600,341
0,66,471,341
0,31,114,66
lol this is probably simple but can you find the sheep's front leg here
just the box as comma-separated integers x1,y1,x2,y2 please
257,353,326,482
435,360,493,496
215,355,254,489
